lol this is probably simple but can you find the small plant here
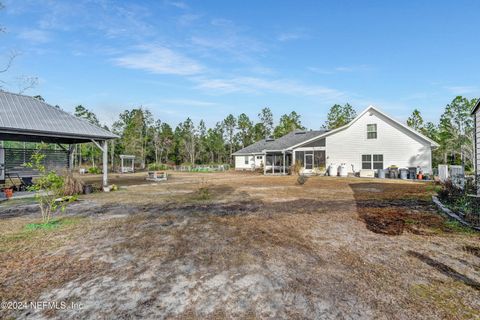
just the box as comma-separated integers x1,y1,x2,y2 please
63,171,84,196
87,166,102,174
291,160,302,176
195,179,210,200
26,147,76,224
297,174,308,185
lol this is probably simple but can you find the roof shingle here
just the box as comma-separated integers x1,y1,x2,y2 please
233,130,327,155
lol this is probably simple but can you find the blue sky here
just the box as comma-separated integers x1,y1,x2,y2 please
1,0,479,128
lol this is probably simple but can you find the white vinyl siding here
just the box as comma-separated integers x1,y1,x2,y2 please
326,109,433,174
234,154,262,170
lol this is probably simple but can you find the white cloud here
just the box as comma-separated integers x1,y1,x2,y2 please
18,29,52,44
159,98,217,107
308,65,371,74
193,76,345,102
114,45,204,76
444,86,478,95
277,32,304,42
165,0,189,9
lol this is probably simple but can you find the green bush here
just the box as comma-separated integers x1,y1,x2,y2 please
26,147,76,224
87,166,102,174
148,163,170,171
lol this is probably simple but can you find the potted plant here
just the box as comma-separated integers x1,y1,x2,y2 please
3,187,13,199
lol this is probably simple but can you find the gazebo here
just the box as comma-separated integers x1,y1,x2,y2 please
119,155,135,173
0,91,118,189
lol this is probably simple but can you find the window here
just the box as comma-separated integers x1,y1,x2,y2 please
362,154,384,170
244,156,249,165
362,154,372,169
373,154,383,169
367,124,377,139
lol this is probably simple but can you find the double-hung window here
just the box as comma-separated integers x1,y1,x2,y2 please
362,154,384,170
362,155,372,169
367,124,377,139
373,154,383,169
244,156,249,165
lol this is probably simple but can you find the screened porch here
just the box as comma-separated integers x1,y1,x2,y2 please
263,151,292,175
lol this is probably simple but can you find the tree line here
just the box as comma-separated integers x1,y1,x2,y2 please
2,96,476,172
72,96,476,171
73,106,306,169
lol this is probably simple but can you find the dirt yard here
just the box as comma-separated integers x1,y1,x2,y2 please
1,172,479,319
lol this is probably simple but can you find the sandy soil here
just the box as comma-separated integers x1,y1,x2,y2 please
0,172,479,319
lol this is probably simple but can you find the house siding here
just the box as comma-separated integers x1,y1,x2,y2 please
234,154,260,170
325,109,433,173
476,111,480,176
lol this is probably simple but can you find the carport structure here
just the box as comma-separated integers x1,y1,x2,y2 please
0,91,118,188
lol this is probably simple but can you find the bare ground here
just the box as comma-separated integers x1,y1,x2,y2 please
0,172,479,319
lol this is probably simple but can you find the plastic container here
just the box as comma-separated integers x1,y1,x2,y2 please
338,163,348,177
399,169,408,180
378,169,386,179
389,167,398,179
328,164,336,176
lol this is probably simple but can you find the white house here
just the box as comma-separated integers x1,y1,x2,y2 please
233,106,439,175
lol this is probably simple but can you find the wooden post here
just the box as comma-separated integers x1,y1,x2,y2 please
102,140,108,189
263,153,266,175
91,139,109,189
68,145,75,171
283,151,286,175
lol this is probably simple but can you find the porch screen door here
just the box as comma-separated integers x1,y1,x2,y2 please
305,154,313,170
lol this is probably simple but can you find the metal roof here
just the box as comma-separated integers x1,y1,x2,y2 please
232,129,327,155
0,90,118,143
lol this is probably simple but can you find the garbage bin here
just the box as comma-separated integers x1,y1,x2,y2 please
389,168,398,179
378,169,386,179
400,169,408,180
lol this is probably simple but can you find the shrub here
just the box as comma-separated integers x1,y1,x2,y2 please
26,148,75,224
63,172,84,196
291,160,302,176
148,163,170,171
297,174,308,185
87,166,101,174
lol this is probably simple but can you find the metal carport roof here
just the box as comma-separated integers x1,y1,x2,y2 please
0,90,118,188
0,90,118,144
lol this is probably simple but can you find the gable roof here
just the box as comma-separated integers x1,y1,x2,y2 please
0,90,118,142
232,129,327,155
471,99,480,115
290,105,440,149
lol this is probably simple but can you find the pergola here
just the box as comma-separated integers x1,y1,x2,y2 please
0,91,118,188
119,155,135,173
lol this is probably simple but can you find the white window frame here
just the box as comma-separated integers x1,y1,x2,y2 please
362,154,372,169
244,156,249,165
367,124,377,139
362,154,383,170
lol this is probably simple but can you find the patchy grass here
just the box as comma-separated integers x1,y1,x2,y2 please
0,173,479,319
